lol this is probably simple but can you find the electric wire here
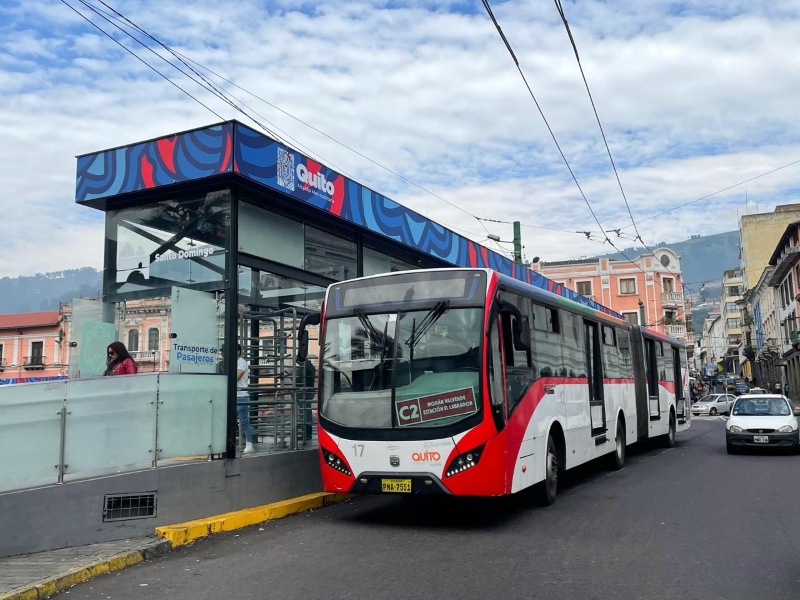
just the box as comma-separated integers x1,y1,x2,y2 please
65,0,507,253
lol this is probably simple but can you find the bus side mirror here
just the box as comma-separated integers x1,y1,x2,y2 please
297,313,321,363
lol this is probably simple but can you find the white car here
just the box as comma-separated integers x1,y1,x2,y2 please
726,394,800,454
691,394,736,416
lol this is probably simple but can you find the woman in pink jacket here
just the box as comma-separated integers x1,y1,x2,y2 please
104,341,139,376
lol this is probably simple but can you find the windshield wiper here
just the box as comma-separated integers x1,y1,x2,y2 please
405,301,449,349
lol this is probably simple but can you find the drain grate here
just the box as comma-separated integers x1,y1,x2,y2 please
103,492,157,522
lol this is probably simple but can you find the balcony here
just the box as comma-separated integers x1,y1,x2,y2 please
22,356,46,371
662,291,684,307
665,325,686,337
130,351,158,363
768,246,800,286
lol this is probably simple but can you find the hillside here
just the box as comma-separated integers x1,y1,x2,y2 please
0,268,102,314
595,231,739,285
0,231,739,315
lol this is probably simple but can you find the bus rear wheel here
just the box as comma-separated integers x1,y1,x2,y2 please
534,434,559,506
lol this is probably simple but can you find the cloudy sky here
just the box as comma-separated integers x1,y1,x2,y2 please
1,0,799,277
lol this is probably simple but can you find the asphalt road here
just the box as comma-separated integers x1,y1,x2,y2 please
64,418,800,600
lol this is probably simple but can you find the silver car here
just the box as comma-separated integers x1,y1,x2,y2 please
691,394,736,416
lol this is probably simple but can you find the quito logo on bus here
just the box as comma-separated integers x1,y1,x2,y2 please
297,163,335,196
412,451,441,462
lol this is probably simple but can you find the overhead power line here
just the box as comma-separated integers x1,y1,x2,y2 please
64,0,509,254
480,0,610,245
617,158,800,231
480,0,679,298
553,0,644,246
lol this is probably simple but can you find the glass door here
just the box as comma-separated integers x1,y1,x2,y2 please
584,320,606,435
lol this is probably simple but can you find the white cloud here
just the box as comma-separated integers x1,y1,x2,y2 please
0,0,799,279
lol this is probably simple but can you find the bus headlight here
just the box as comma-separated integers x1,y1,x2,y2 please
445,444,485,477
321,448,352,477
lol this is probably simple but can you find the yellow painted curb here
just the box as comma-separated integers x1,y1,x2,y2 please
155,492,353,548
0,548,149,600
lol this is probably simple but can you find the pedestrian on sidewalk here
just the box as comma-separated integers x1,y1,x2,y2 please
103,341,138,376
236,344,254,454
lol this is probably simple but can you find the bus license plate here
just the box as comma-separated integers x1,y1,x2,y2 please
381,479,412,493
754,436,769,443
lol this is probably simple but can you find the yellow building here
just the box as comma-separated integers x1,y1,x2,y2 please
739,204,800,291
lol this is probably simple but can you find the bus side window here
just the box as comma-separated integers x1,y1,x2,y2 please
601,325,620,379
559,309,585,378
487,319,505,409
498,295,534,415
531,303,561,379
617,329,633,379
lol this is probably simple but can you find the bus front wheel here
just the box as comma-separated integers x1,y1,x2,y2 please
534,434,559,506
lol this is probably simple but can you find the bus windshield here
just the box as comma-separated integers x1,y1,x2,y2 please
320,306,483,429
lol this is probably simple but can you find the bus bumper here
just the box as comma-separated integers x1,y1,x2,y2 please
347,472,452,495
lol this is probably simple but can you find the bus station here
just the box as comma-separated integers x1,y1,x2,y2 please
0,120,621,557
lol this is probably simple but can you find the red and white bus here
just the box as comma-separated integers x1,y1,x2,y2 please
298,268,690,505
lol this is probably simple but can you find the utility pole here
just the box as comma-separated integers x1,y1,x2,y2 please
513,221,522,265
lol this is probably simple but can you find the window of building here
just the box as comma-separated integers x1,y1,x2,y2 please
664,310,677,324
128,329,139,352
622,312,639,325
304,225,358,282
30,341,43,365
108,190,230,298
726,318,741,329
148,328,159,352
663,278,674,292
576,280,592,297
725,302,740,313
619,278,636,295
238,202,304,269
727,286,741,297
363,247,419,277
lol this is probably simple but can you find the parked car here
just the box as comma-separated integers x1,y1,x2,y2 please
726,395,800,454
734,382,750,395
748,387,767,394
691,394,736,416
724,378,736,391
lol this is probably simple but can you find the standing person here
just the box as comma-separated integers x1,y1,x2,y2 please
104,341,138,376
236,344,254,454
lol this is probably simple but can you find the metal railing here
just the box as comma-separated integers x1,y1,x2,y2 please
237,307,320,453
23,356,46,370
130,351,158,362
662,291,684,305
0,372,227,494
665,325,686,336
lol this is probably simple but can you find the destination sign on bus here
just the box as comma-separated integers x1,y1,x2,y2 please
396,387,477,426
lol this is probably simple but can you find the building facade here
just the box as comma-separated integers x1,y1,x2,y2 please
0,311,69,383
739,204,800,290
535,247,687,341
746,266,780,387
766,221,800,398
720,268,744,375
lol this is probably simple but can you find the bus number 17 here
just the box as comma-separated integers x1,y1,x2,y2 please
352,444,364,457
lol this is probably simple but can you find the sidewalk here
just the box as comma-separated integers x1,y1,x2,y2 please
0,537,170,600
0,492,351,600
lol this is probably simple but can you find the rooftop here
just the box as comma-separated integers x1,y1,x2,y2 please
0,311,61,331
